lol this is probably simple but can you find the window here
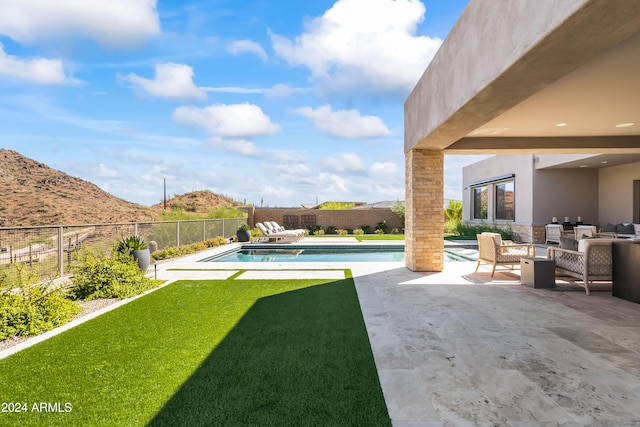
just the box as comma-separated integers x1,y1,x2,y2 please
472,186,488,219
495,180,515,220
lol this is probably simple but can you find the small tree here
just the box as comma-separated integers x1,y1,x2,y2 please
391,201,405,225
444,200,463,233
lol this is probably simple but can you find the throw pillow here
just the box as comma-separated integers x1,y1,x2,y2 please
559,236,578,251
604,222,617,232
616,223,635,234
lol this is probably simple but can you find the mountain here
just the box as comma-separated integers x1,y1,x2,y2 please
0,149,156,227
0,149,242,227
150,190,243,214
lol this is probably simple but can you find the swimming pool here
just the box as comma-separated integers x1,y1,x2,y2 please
198,245,470,263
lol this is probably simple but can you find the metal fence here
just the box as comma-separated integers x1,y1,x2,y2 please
0,218,245,279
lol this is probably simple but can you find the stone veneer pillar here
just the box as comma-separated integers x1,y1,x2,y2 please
405,149,444,271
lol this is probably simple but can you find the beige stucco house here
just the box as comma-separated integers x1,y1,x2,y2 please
404,0,640,271
462,154,640,243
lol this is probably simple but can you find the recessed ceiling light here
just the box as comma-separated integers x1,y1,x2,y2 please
555,122,567,127
601,161,608,164
615,122,635,128
579,165,588,168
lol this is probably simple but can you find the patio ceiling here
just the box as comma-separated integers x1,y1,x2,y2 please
405,0,640,156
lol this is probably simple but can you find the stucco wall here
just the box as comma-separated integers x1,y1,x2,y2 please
532,168,599,226
598,161,640,224
462,155,534,225
405,0,590,151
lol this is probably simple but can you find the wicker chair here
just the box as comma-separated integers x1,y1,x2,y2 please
546,238,615,295
573,225,597,240
544,224,564,244
475,233,536,277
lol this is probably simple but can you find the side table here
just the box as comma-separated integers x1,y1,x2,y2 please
612,242,640,303
520,257,556,288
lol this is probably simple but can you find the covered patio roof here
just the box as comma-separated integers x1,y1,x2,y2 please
405,0,640,155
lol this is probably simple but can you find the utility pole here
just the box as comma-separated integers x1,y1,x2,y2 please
163,178,167,210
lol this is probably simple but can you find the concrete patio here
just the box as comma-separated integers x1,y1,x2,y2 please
352,261,640,426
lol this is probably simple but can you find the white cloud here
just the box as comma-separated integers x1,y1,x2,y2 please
204,137,260,157
292,104,392,139
172,103,279,138
270,0,441,96
370,162,397,175
0,0,160,49
0,43,67,84
227,39,268,62
201,83,310,98
98,163,118,177
266,84,309,98
121,63,206,101
321,152,367,174
202,86,269,94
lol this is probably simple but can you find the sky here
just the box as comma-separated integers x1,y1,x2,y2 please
0,0,488,208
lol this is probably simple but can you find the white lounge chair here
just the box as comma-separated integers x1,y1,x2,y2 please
266,221,306,237
255,223,302,243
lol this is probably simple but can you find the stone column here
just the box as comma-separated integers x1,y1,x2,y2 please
405,149,444,271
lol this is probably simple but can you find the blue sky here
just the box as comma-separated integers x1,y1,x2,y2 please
0,0,486,207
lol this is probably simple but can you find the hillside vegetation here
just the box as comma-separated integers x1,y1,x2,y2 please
0,149,243,227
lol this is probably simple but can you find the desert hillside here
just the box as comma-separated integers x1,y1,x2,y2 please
150,190,242,214
0,149,241,227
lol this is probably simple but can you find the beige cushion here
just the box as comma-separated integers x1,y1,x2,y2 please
577,238,617,252
481,232,502,246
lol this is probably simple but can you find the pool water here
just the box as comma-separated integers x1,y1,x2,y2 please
199,246,468,263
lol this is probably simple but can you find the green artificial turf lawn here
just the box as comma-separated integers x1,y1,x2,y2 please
354,234,405,241
0,278,390,427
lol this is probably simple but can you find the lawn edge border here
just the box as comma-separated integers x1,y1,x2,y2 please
0,279,178,361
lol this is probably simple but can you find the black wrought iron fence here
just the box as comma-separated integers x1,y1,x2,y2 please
0,218,244,279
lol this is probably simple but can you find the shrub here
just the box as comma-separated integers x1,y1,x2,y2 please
69,250,161,300
353,228,364,235
337,229,348,236
187,201,198,212
0,265,80,341
152,247,182,260
375,220,387,234
360,225,371,234
391,228,400,234
251,227,263,238
314,229,325,236
116,235,148,254
171,201,186,211
326,226,337,235
307,225,323,235
453,222,515,240
445,218,462,234
318,202,355,210
374,229,385,235
150,237,228,261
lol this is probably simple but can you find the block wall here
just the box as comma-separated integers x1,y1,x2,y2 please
249,208,403,232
